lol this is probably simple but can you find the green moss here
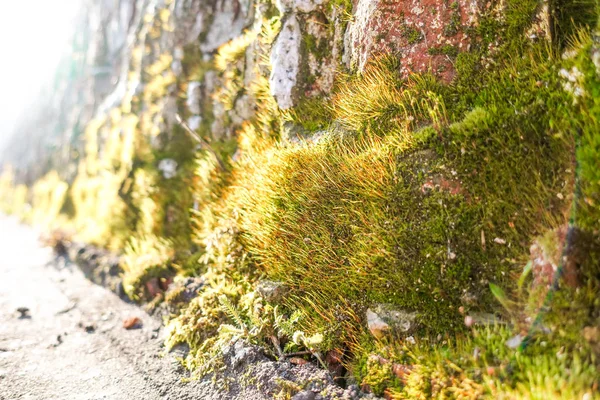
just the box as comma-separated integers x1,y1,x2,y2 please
303,33,330,62
443,1,461,37
401,25,424,45
355,326,599,398
18,0,600,397
282,97,333,133
428,44,459,57
553,0,600,49
232,0,582,358
240,53,573,333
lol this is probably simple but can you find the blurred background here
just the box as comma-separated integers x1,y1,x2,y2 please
0,0,121,183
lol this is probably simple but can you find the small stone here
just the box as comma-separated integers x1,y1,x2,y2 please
464,315,474,327
186,82,203,114
151,327,160,339
360,384,372,394
493,238,506,245
291,390,316,400
171,60,183,77
269,16,301,109
158,159,178,179
583,326,600,343
16,307,30,319
256,280,289,302
187,116,202,131
469,312,504,326
366,308,389,339
506,334,523,349
289,357,308,365
366,304,417,338
123,317,142,330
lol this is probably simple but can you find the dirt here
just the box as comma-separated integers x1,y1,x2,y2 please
0,217,368,400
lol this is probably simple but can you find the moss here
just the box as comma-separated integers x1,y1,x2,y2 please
0,167,29,218
121,235,174,299
12,0,600,397
552,0,600,49
443,1,461,37
428,44,459,57
401,25,424,45
303,32,330,62
355,326,599,398
228,0,580,359
282,97,333,133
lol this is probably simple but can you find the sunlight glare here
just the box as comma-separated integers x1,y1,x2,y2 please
0,1,79,144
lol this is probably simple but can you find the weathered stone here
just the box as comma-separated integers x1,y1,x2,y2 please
366,308,390,338
122,316,142,330
256,280,289,302
469,312,505,326
291,390,316,400
506,334,523,349
270,15,301,109
145,278,162,298
163,96,179,128
200,0,252,52
366,304,417,338
277,0,325,13
187,116,202,131
526,0,552,41
171,60,183,77
186,82,203,115
344,0,484,82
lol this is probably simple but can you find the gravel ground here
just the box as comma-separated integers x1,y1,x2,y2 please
0,217,364,400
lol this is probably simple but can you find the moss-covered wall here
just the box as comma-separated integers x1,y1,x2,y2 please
2,0,600,397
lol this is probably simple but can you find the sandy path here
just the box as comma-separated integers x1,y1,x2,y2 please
0,217,202,400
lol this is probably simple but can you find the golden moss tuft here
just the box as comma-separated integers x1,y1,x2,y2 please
121,235,174,299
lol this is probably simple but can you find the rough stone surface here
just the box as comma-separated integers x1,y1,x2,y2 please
187,115,202,131
277,0,326,13
256,280,289,303
186,82,203,115
366,308,390,338
345,0,484,81
270,15,302,109
200,0,253,52
366,304,417,338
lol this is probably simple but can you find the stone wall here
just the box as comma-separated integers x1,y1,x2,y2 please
2,0,517,184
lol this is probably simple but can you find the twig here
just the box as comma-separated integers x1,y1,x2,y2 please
270,335,285,360
175,114,226,171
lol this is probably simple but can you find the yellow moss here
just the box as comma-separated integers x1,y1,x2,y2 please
215,30,259,73
0,167,29,217
121,235,174,298
29,170,69,228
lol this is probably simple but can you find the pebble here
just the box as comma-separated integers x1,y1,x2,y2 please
292,390,316,400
